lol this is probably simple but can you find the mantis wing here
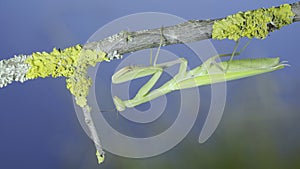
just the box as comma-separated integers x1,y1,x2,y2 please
177,57,286,89
190,57,287,143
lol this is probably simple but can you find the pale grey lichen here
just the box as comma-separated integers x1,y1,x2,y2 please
107,31,129,42
107,50,123,61
0,55,30,88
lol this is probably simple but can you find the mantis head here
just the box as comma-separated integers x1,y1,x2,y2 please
113,96,126,112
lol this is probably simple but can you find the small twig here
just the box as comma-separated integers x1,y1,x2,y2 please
83,106,105,163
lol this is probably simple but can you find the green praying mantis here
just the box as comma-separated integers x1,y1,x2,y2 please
111,38,287,112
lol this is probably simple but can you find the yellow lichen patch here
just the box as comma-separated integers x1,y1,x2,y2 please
66,71,92,107
25,44,108,108
96,150,105,164
25,45,82,79
212,4,295,41
66,49,108,107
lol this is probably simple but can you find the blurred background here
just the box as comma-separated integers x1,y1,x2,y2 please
0,0,299,169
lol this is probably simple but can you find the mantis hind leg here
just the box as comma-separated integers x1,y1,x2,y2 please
202,39,252,72
225,39,252,71
225,39,240,71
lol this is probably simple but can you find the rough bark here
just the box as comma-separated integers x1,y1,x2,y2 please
84,2,300,59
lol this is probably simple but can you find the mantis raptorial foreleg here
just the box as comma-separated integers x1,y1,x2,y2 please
112,58,186,111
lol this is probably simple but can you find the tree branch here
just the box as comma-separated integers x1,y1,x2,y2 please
292,1,300,21
84,1,300,58
1,2,299,165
